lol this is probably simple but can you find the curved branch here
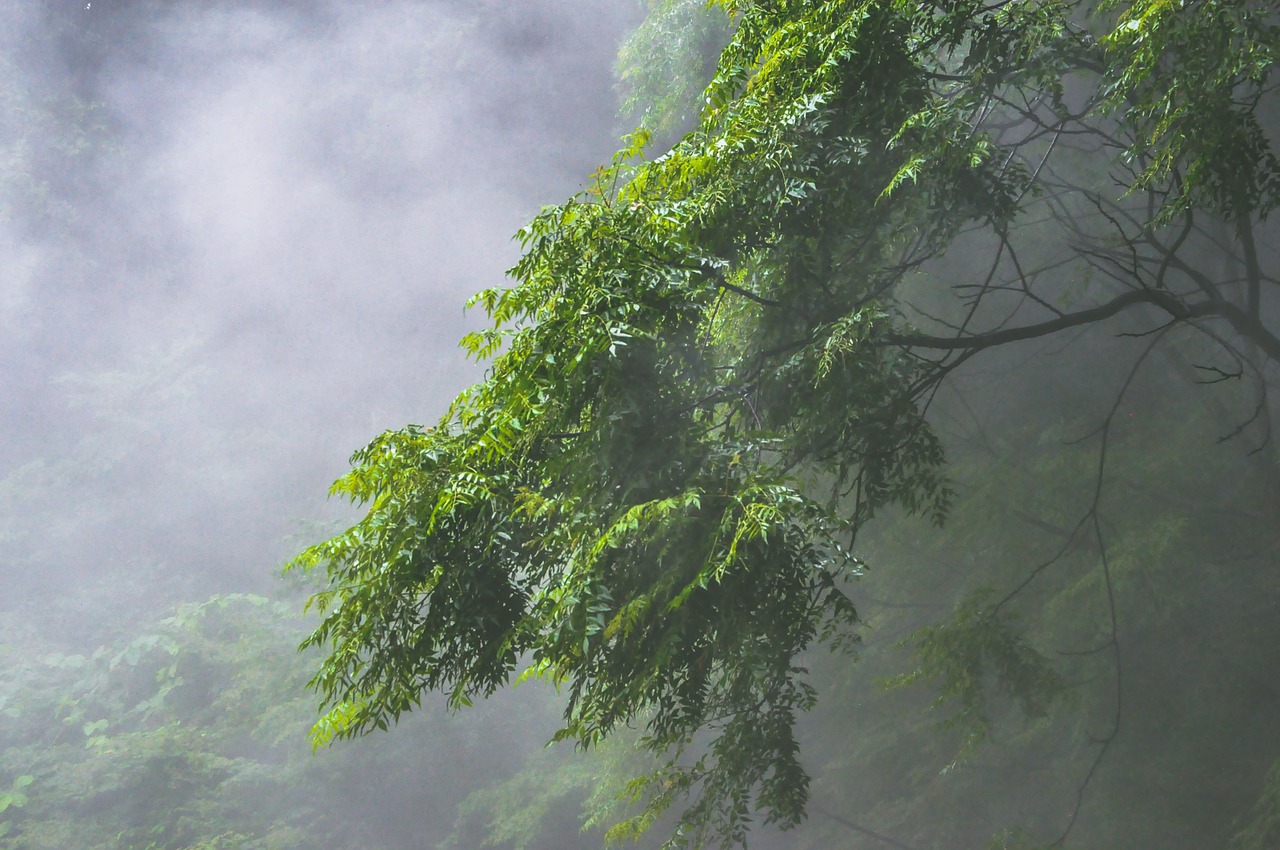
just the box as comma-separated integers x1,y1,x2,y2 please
884,289,1280,362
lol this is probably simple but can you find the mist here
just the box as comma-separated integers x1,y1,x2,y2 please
1,0,643,631
1,5,646,846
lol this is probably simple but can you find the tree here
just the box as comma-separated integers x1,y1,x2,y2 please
291,1,1279,847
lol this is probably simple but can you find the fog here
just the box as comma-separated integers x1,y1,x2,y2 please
1,0,642,633
4,5,1277,849
1,7,644,841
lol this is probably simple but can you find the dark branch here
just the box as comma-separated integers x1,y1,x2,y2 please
810,804,922,850
717,278,782,307
883,289,1280,362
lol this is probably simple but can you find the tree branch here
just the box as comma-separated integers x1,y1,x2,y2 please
883,289,1280,362
810,804,921,850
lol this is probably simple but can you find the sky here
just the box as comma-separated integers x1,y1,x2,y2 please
0,0,645,638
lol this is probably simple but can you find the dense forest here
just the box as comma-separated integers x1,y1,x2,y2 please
3,1,1278,849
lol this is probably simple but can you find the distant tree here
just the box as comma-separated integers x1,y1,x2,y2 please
0,591,555,850
291,1,1279,847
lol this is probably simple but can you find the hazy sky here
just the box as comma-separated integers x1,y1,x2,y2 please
0,0,643,634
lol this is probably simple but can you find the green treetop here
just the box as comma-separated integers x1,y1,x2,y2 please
291,2,1278,847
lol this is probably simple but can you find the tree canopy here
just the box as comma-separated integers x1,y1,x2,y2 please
291,1,1279,847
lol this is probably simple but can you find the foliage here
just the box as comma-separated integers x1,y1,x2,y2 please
615,0,734,139
795,379,1280,849
0,592,552,850
445,730,652,850
1234,757,1280,850
884,589,1063,764
451,373,1280,850
294,1,1279,848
